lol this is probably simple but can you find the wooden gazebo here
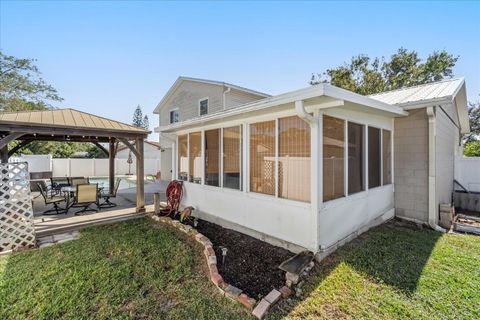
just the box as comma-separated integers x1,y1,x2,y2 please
0,108,149,212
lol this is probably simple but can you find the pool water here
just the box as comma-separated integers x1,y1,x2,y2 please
88,177,138,190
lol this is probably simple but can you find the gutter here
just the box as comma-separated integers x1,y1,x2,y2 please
295,100,321,251
222,86,231,110
426,106,446,233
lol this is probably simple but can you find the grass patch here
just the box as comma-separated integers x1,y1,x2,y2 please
0,218,252,319
269,222,480,320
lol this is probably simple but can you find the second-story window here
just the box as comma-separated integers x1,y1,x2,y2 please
199,98,209,116
170,109,179,124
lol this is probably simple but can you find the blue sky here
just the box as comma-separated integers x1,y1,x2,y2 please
1,1,479,132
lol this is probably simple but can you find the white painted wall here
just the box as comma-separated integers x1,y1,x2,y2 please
455,156,480,192
174,102,397,253
183,183,316,250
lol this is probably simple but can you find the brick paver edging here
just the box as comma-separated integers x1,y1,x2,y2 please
149,214,311,319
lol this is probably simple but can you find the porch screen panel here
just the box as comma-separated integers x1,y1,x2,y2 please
178,134,188,181
368,127,381,188
223,126,242,190
205,129,220,186
348,122,364,195
250,121,275,195
278,116,311,202
189,132,202,183
382,129,392,185
323,115,345,201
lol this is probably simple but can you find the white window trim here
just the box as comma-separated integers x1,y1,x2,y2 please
169,107,179,124
321,112,393,204
198,97,209,116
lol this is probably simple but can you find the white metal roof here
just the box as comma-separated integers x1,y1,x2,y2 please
369,78,465,107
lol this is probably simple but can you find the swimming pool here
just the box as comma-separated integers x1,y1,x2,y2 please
88,176,139,190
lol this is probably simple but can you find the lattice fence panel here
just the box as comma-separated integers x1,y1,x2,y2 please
0,162,35,251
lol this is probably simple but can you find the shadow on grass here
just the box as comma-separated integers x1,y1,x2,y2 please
270,219,443,318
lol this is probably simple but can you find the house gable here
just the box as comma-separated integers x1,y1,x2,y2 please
154,77,270,127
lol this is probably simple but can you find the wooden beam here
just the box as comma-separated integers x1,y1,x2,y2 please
117,138,140,158
8,139,34,157
92,142,109,157
109,139,115,193
2,124,147,139
136,137,145,213
0,132,26,149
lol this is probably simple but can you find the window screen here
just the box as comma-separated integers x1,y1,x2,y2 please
199,99,208,116
205,129,220,186
177,134,188,181
382,129,392,185
323,115,345,201
170,110,179,124
188,132,202,183
368,127,381,188
223,126,242,190
348,122,364,195
278,116,311,202
250,121,275,195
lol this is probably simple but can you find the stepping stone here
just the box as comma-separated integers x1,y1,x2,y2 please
252,298,271,319
278,251,313,275
264,289,281,304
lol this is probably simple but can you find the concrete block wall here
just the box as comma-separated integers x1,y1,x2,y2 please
436,104,459,206
394,108,429,222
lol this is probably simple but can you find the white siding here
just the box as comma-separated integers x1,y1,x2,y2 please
159,81,224,126
225,88,266,110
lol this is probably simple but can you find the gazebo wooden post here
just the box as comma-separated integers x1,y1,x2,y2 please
0,146,8,163
109,138,115,193
135,137,145,213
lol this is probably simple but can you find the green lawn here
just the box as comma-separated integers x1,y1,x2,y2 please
269,222,480,320
0,218,252,320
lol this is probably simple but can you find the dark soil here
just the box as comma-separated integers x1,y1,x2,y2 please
191,219,293,299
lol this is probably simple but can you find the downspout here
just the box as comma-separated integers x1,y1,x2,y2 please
295,100,321,252
223,86,231,110
426,106,446,232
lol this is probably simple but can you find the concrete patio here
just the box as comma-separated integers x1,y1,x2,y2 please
33,180,168,237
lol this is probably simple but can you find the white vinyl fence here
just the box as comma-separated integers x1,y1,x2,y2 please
10,155,160,177
455,156,480,192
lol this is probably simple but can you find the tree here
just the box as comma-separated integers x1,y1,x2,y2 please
464,141,480,157
463,101,480,143
310,48,458,95
0,51,63,111
143,114,149,131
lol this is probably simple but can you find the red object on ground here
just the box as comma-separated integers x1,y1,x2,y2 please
159,180,184,216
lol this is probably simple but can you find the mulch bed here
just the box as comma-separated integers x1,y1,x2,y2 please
186,219,293,299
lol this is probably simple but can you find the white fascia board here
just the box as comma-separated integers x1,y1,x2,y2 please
323,84,408,116
157,85,326,132
157,84,408,133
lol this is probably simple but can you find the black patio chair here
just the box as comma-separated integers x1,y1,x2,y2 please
74,183,99,215
50,177,70,195
37,181,68,215
99,178,121,208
